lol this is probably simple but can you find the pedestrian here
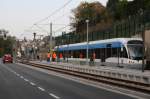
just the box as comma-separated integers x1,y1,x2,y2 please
93,52,96,61
80,53,83,59
47,52,50,62
79,53,83,65
59,53,63,59
52,52,56,62
37,55,39,60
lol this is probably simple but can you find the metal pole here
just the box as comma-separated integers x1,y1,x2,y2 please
13,42,16,63
142,29,145,72
33,33,36,59
50,22,52,62
142,24,145,72
67,35,69,63
86,20,89,66
139,9,145,72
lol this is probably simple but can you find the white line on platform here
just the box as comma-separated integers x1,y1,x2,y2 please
49,93,60,99
38,87,45,92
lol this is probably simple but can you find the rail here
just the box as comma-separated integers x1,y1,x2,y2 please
18,59,150,94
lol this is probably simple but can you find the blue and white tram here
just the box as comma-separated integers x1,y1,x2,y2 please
54,38,143,68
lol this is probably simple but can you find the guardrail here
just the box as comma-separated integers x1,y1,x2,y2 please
19,59,150,93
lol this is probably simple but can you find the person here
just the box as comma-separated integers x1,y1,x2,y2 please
37,55,39,60
90,52,96,66
59,53,63,59
80,53,83,59
79,53,83,65
47,52,50,62
52,52,56,62
93,52,96,61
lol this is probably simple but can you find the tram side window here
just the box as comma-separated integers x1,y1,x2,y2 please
111,47,128,58
70,50,73,58
73,50,78,58
112,48,118,57
95,48,100,59
121,47,128,58
82,49,86,58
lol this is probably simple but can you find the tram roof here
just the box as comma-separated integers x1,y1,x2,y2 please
55,38,142,51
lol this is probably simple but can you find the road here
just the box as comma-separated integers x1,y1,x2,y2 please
0,62,137,99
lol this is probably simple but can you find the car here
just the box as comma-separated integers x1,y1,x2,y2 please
3,54,13,63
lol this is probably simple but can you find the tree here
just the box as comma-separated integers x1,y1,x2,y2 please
71,1,111,34
107,0,119,18
107,0,128,21
107,0,150,21
0,29,16,57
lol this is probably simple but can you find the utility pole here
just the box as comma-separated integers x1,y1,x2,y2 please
86,19,89,66
13,41,16,63
141,11,145,72
33,32,36,59
50,22,52,62
139,9,145,72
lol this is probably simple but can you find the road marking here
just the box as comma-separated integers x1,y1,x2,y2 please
24,78,29,82
38,87,45,92
20,76,24,79
30,82,36,86
49,93,60,99
2,64,62,99
16,74,20,76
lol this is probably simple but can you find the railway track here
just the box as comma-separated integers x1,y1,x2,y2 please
20,60,150,94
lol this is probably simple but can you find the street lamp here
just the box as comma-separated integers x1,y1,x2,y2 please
67,35,70,63
33,32,36,59
86,19,89,66
139,9,145,72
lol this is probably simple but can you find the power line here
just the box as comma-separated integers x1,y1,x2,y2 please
34,24,49,33
54,24,70,33
35,0,73,24
36,23,68,26
23,0,75,38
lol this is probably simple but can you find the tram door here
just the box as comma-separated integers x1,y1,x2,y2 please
101,48,105,62
106,44,112,58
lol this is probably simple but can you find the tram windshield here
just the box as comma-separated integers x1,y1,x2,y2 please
127,44,143,60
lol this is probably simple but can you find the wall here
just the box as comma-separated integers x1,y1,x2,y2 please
145,30,150,65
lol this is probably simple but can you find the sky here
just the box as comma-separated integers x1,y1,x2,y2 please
0,0,108,40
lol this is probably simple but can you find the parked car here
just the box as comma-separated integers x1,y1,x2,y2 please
3,54,13,63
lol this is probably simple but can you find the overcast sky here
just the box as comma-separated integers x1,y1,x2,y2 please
0,0,108,39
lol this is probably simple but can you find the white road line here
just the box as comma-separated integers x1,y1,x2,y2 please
49,93,60,99
30,82,36,86
24,79,29,82
20,76,24,79
16,74,20,76
38,87,45,92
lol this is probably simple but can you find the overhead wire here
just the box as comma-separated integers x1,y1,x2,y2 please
54,24,70,33
34,0,73,25
23,0,78,38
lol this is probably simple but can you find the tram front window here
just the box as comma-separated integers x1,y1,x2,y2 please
127,44,143,60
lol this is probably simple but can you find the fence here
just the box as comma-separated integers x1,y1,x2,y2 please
55,11,150,46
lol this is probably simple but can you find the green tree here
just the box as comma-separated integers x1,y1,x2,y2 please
107,0,119,19
71,1,111,34
0,29,16,57
107,0,128,21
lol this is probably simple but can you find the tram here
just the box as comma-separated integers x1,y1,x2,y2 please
54,38,143,68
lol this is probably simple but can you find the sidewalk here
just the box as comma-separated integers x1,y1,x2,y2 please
31,60,150,77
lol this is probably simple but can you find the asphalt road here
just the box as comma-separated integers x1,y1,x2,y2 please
0,62,137,99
